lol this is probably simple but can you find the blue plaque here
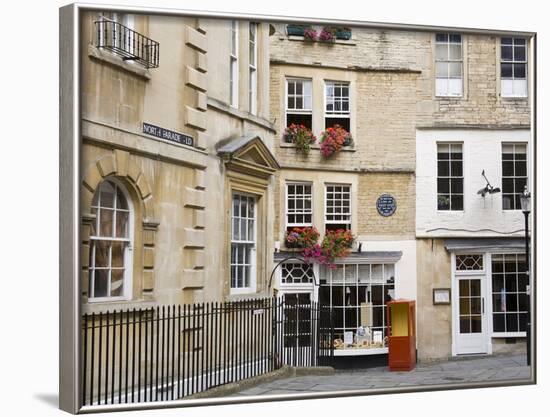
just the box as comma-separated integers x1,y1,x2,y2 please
377,194,397,217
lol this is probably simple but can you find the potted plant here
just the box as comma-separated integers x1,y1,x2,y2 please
283,124,317,155
319,27,336,42
319,125,353,158
303,27,318,41
303,229,355,267
335,27,352,40
284,226,320,249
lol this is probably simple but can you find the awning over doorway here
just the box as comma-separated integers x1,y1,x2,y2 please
444,238,525,252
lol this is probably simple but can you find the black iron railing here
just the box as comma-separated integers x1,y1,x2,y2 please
81,297,333,406
94,19,159,69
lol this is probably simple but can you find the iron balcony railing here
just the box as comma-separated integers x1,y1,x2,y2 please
94,19,160,69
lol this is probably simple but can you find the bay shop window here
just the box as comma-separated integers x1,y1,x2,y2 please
280,261,397,353
319,263,395,352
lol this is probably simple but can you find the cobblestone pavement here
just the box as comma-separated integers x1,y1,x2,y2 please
232,354,530,397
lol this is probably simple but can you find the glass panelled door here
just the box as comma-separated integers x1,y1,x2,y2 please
454,275,488,354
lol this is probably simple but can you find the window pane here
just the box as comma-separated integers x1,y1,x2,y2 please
449,44,462,60
501,45,513,61
437,195,450,210
93,269,109,298
111,242,125,268
437,178,450,193
514,63,526,79
437,161,449,176
111,269,124,296
471,316,482,333
501,37,513,45
115,210,129,238
493,314,505,332
501,63,513,78
449,34,461,43
94,240,110,268
450,195,463,210
100,181,115,208
436,33,448,42
514,45,526,61
502,161,515,177
435,44,447,60
460,317,470,333
99,208,114,237
506,314,518,332
451,178,463,193
436,62,448,77
116,188,128,210
451,161,463,176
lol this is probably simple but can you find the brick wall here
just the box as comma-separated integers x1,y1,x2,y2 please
357,172,415,238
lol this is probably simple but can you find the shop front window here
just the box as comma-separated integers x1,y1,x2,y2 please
491,254,528,334
319,263,395,350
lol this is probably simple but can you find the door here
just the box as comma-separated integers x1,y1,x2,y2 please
281,292,313,366
454,275,488,354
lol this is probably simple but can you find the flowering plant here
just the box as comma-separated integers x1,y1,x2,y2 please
283,124,317,155
319,125,353,158
303,229,355,267
284,226,320,248
319,27,336,42
303,27,318,41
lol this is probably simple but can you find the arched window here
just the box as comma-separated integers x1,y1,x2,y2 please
88,179,133,301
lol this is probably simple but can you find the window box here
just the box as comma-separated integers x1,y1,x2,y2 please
335,28,352,40
283,124,317,155
284,226,320,249
320,125,353,158
286,24,307,36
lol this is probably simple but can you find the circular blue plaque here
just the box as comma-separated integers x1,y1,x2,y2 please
377,194,397,217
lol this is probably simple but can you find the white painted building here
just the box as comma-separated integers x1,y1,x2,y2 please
416,127,532,357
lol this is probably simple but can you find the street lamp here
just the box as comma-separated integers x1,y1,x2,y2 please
520,185,531,366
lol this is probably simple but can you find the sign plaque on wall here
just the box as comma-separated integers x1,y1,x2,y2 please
376,194,397,217
142,122,194,147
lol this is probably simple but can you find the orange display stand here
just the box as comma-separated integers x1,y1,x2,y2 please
386,300,416,371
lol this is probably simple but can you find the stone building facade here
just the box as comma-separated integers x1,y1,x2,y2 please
269,25,420,361
269,24,531,362
80,12,279,313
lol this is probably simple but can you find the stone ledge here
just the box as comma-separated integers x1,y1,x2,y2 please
285,35,357,46
207,97,276,133
87,44,151,80
279,142,356,153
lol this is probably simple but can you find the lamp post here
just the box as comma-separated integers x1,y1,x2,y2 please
520,185,531,366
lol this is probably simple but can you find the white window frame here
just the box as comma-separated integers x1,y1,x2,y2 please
229,20,239,108
249,22,258,115
324,80,350,129
502,142,528,211
436,142,464,211
324,183,352,229
230,192,257,294
88,178,134,302
285,78,313,131
489,252,528,338
320,262,396,353
435,33,463,97
500,37,528,98
285,182,313,229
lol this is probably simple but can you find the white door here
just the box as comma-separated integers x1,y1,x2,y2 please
454,274,488,355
